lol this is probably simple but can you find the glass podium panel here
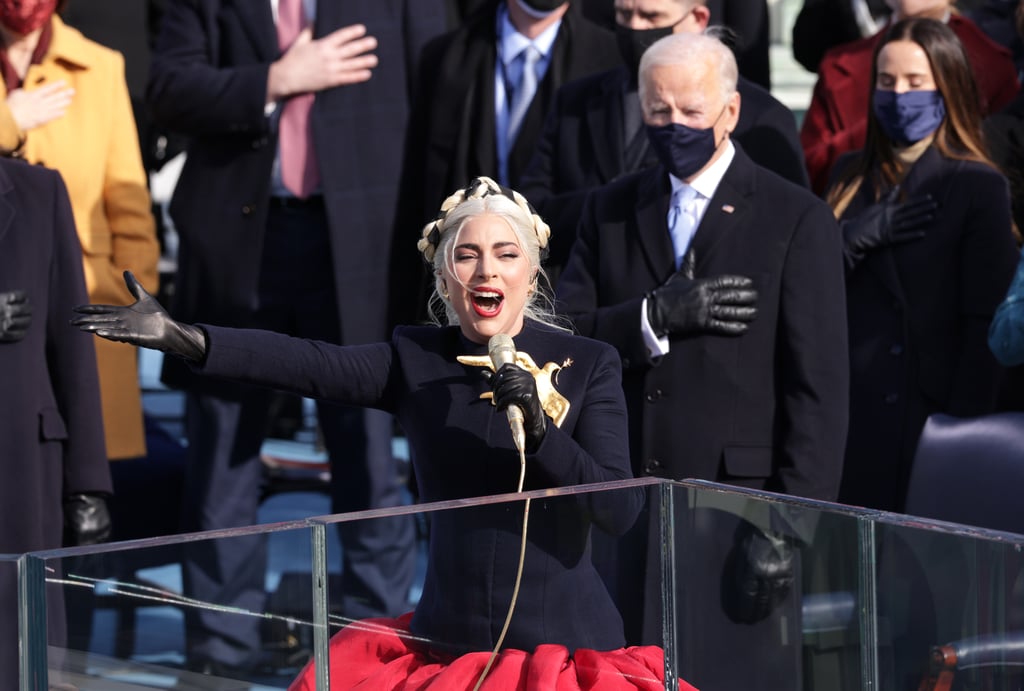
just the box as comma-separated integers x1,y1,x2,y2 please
23,519,318,690
666,480,875,691
21,478,1024,690
21,479,673,690
873,513,1024,691
306,478,669,690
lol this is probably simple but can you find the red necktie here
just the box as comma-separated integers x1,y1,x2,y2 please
277,0,319,198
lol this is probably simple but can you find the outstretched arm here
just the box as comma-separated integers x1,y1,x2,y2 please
72,270,207,362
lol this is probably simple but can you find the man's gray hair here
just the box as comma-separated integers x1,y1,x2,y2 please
638,29,738,106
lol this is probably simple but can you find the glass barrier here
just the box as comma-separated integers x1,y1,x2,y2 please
22,519,319,690
668,480,1024,691
306,478,668,690
19,478,670,690
873,513,1024,691
19,477,1024,690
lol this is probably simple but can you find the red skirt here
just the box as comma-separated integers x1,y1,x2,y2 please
288,613,696,690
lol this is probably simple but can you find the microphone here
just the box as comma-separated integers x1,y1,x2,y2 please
488,333,526,453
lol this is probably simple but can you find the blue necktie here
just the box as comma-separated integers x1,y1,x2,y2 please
668,186,699,269
508,44,541,148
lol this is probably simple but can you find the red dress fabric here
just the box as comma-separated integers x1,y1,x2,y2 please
288,613,696,690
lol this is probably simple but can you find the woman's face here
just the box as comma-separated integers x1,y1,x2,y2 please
885,0,950,21
0,0,57,36
876,39,936,93
442,213,533,344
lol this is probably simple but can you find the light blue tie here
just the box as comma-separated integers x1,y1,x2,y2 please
668,185,699,269
508,44,541,147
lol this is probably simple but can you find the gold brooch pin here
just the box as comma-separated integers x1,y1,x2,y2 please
457,350,571,427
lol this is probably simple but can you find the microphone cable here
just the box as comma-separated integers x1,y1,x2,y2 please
472,421,531,690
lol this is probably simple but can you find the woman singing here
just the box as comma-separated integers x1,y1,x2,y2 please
74,177,684,690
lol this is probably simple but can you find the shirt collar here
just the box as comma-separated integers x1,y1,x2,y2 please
498,2,562,67
669,140,736,201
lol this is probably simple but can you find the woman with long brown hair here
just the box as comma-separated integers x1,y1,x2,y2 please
826,17,1019,513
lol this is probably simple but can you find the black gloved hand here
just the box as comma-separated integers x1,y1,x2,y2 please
488,362,547,453
723,523,795,624
72,270,207,362
63,493,112,547
646,270,758,337
0,289,31,342
841,191,936,270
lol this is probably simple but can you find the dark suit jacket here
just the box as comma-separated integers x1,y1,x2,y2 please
556,146,848,502
838,148,1018,512
0,158,109,690
397,1,619,235
197,320,641,652
519,65,809,269
800,14,1019,195
146,0,446,392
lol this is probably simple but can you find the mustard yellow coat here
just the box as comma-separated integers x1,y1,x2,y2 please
0,17,159,459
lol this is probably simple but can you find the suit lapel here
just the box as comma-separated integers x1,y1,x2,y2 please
587,68,626,183
688,146,754,271
634,167,676,280
232,0,277,61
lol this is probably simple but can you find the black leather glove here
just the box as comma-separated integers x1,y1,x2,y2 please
63,493,112,547
488,363,547,453
0,289,31,342
841,191,936,270
723,522,795,624
646,271,758,337
72,270,207,362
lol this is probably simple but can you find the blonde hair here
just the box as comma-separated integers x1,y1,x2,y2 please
417,177,568,331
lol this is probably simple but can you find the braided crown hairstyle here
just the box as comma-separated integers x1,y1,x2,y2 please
417,176,567,331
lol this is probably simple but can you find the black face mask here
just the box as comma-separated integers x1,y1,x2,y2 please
614,14,686,81
520,0,566,12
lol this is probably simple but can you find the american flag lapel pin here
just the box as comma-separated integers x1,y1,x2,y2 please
721,204,735,214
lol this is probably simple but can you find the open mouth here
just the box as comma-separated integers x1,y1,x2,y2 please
471,288,504,317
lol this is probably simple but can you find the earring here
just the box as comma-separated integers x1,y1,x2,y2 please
440,281,450,299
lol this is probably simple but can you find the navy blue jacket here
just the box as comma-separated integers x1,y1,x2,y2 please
198,320,641,652
557,148,848,502
146,0,447,392
838,147,1018,512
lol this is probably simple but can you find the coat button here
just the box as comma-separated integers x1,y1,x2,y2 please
241,204,254,216
644,459,662,475
251,136,268,150
889,344,904,356
622,357,632,369
884,393,899,404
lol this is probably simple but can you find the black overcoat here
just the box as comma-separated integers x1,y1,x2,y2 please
0,158,110,690
146,0,447,393
838,147,1019,512
197,320,642,653
557,147,849,500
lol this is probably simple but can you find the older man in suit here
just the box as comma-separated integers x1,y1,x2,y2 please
518,0,807,277
147,0,446,675
556,31,848,689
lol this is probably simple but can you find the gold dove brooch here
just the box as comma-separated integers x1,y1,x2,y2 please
457,351,572,428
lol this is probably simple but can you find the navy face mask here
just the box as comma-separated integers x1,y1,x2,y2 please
645,107,726,180
615,23,680,81
872,89,946,145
